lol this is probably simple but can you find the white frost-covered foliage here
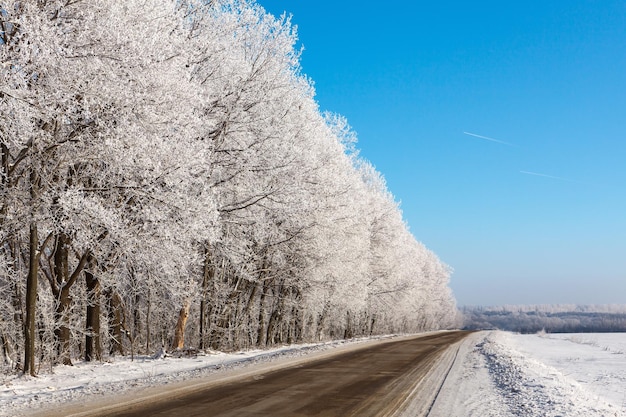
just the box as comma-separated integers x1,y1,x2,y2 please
0,0,457,372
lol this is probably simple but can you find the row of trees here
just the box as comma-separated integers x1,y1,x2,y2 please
0,0,458,376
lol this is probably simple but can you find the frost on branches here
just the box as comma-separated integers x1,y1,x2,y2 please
0,0,457,376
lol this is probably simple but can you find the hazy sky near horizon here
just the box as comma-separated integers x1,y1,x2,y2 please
259,1,626,306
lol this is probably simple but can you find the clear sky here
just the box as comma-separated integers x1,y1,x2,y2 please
258,1,626,306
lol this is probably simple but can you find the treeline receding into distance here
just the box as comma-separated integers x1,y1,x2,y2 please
0,0,458,376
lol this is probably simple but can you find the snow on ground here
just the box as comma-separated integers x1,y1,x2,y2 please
504,332,626,414
432,331,626,417
429,331,510,417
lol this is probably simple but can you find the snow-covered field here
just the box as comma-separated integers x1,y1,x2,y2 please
432,331,626,417
2,331,626,416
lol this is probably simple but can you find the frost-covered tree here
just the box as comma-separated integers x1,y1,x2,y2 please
1,0,216,370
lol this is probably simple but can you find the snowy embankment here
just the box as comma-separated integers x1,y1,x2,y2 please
432,331,626,417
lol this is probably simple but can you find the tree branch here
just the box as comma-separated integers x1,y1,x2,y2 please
65,250,90,290
218,192,274,213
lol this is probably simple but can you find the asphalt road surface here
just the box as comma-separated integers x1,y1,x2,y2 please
92,331,469,417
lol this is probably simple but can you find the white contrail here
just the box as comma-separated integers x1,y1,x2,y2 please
520,170,579,183
463,131,514,146
520,170,607,188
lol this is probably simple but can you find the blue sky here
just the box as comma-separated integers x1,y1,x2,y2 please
259,1,626,306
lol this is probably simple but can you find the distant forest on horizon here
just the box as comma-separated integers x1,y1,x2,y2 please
462,305,626,333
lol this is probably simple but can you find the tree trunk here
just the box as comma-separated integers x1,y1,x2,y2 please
245,256,267,347
53,233,73,365
266,308,281,346
85,256,101,362
48,227,90,365
173,301,190,350
55,287,72,365
344,311,353,339
106,289,125,356
145,291,151,354
132,293,141,347
266,282,287,345
369,314,376,335
0,143,9,225
256,281,269,347
1,333,15,367
316,301,330,341
199,245,214,351
23,222,38,376
12,277,24,370
0,143,8,186
288,290,303,345
199,298,207,350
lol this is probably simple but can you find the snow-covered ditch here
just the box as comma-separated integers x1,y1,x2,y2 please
431,331,626,417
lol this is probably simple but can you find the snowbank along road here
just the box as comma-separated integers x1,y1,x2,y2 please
54,331,469,417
